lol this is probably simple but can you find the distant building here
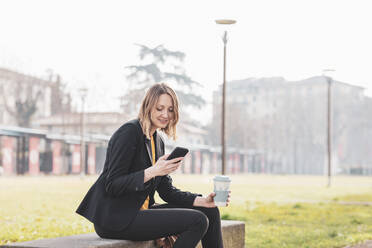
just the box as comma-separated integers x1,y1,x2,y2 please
34,112,128,136
0,68,66,127
211,76,371,175
33,111,257,175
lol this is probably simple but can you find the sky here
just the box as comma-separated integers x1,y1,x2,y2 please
1,0,371,124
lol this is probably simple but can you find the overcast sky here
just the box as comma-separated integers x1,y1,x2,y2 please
1,0,371,124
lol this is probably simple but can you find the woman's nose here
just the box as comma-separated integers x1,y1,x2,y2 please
160,110,169,117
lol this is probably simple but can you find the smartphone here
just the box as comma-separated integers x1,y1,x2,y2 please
167,147,189,160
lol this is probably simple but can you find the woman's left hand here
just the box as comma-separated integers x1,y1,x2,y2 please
203,191,231,208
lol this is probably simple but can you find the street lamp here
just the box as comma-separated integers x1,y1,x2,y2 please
215,19,236,175
322,69,335,187
78,87,88,177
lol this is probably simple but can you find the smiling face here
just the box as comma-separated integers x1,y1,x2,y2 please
150,93,174,130
138,83,179,140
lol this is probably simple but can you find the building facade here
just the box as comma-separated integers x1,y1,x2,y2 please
211,76,372,175
0,68,65,127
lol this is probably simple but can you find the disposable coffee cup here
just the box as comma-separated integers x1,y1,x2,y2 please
213,175,231,207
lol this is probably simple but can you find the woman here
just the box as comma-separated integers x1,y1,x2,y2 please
76,83,229,248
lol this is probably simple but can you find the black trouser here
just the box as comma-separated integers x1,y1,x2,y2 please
94,203,223,248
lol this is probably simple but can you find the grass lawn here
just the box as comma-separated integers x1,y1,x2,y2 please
0,174,372,247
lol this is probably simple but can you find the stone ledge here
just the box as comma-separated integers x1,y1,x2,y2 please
2,220,245,248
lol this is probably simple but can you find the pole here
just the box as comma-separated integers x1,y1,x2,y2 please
327,76,332,187
80,95,86,177
221,31,227,175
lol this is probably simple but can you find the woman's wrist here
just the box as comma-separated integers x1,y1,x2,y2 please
144,167,157,183
193,196,206,207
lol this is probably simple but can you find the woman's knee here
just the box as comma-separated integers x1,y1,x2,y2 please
191,210,209,235
202,207,220,221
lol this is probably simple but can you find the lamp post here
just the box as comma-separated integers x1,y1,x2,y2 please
215,19,236,175
322,69,335,187
79,87,88,177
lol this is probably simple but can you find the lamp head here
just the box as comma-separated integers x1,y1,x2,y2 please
215,19,237,25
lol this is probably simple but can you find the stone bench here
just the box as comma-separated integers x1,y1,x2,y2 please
3,220,245,248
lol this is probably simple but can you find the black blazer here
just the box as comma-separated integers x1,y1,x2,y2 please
76,119,199,231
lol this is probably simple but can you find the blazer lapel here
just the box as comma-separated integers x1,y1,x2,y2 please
144,137,153,165
144,131,164,187
155,131,163,161
154,131,164,187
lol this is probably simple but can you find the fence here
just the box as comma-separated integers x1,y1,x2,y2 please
0,126,262,176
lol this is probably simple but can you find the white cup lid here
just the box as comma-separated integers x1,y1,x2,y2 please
213,175,231,182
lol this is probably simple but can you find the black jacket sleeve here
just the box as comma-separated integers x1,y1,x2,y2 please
157,175,200,206
104,123,149,197
156,137,200,206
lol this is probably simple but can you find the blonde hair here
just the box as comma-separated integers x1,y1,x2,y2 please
138,83,179,140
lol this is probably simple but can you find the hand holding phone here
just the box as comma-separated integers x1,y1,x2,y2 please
149,147,189,177
166,147,189,160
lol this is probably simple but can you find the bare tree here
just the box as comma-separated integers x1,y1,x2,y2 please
1,77,42,127
0,69,71,127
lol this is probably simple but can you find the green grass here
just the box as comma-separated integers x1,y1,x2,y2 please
220,202,372,248
0,174,372,247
